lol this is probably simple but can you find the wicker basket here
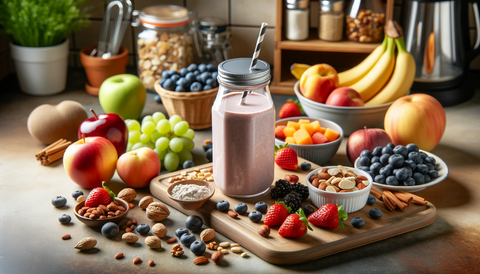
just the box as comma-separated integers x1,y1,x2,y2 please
154,80,218,130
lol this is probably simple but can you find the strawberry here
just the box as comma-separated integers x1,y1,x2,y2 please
85,181,115,207
264,201,291,227
275,125,287,139
278,208,313,238
278,99,302,119
275,144,298,170
307,204,348,229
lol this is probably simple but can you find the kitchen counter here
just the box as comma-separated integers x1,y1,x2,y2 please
1,69,480,273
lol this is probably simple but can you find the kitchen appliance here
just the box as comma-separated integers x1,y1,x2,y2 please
403,0,480,106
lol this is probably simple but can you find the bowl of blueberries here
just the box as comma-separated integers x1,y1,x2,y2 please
354,143,449,192
154,63,219,130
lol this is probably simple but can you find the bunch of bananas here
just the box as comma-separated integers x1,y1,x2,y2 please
338,35,416,106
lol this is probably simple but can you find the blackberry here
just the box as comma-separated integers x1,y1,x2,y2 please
270,179,291,199
290,183,309,201
284,192,302,214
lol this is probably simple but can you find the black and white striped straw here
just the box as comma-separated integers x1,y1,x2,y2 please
239,22,268,105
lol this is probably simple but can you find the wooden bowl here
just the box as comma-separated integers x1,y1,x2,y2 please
74,198,129,228
167,180,215,210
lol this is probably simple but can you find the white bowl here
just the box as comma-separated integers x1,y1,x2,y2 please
275,117,343,166
294,81,394,136
354,150,449,192
306,166,373,213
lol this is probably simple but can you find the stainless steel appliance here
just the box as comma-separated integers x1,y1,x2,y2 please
403,0,480,106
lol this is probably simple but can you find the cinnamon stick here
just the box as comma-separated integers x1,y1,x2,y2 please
382,193,395,211
400,192,427,205
384,190,407,211
392,191,413,206
35,139,66,158
46,149,66,161
370,188,383,201
45,141,71,156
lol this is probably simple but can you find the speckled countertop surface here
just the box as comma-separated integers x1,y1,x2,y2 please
1,70,480,273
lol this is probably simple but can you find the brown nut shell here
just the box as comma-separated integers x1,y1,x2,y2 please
117,188,136,202
152,223,168,238
200,228,216,242
139,196,154,209
145,236,162,248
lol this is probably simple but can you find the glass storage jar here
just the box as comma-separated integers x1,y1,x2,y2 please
346,0,385,43
318,0,344,41
198,17,233,66
285,0,310,41
132,5,196,90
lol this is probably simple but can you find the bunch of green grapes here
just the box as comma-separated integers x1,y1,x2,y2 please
125,112,195,171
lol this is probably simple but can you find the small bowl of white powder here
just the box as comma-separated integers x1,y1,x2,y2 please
167,180,215,210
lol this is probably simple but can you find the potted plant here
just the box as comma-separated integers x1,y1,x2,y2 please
0,0,90,96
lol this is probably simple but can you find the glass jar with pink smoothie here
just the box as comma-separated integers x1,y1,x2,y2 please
212,58,275,198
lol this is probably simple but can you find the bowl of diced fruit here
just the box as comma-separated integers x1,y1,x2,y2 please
275,117,343,165
154,63,219,130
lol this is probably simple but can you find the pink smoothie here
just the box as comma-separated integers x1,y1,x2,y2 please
212,92,275,197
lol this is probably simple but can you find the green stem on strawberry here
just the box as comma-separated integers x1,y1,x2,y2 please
287,99,303,114
102,181,116,202
276,201,291,213
296,208,313,235
337,204,348,228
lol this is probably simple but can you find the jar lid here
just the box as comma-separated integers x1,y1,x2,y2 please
320,0,344,12
199,17,227,33
285,0,309,10
139,5,189,27
218,58,270,86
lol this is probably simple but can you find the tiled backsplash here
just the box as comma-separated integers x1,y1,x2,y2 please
1,0,479,81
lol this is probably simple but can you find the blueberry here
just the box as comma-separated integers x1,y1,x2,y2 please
187,63,198,72
428,169,438,179
212,71,218,79
406,143,419,153
180,233,196,246
382,146,394,155
206,78,214,86
175,227,189,238
203,85,213,90
367,195,376,205
426,163,435,171
190,240,206,255
175,86,186,92
424,156,436,165
58,214,71,224
424,174,431,183
360,150,373,159
404,159,416,171
193,70,200,76
393,169,399,175
403,178,415,186
162,79,175,91
185,215,203,232
209,80,218,88
303,205,316,217
198,63,207,72
183,160,195,169
216,200,230,212
351,217,365,228
419,152,428,160
190,82,203,92
395,168,409,181
52,196,67,208
234,203,248,215
300,161,311,171
248,211,262,223
369,208,383,219
205,148,212,162
415,164,429,174
366,171,374,179
393,145,408,158
136,224,150,235
201,71,212,79
160,77,166,85
386,176,399,186
255,202,268,213
389,154,405,168
195,75,204,84
358,166,370,172
358,156,371,167
72,190,84,200
379,154,390,165
369,162,382,175
379,165,393,177
186,72,196,82
171,74,180,82
180,67,188,77
372,146,383,157
371,156,380,164
413,173,425,185
203,142,212,152
206,64,216,72
154,94,162,104
101,222,119,238
161,70,170,78
176,77,190,89
374,175,385,184
387,143,395,149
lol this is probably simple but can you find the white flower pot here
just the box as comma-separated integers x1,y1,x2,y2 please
9,39,69,96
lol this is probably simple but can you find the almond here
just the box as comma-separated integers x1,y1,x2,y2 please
317,173,331,180
139,196,154,209
193,256,209,265
118,188,136,202
74,237,97,250
318,181,328,190
107,204,118,211
152,223,168,238
200,228,216,242
231,247,243,253
148,260,155,267
312,178,320,187
115,253,124,259
228,210,238,218
133,257,142,264
122,232,138,243
62,234,71,240
320,168,329,173
145,236,162,248
357,182,367,190
211,251,224,264
325,186,337,193
166,238,177,243
338,178,355,189
284,174,299,183
258,225,270,237
129,203,135,209
146,202,170,221
309,175,318,182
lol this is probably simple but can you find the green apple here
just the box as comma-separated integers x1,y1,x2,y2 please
99,74,146,120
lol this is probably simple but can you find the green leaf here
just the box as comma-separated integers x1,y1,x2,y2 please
102,181,116,202
286,99,303,113
296,208,313,234
337,204,348,228
276,201,292,213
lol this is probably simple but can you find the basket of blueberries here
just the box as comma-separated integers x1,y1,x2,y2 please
154,63,218,130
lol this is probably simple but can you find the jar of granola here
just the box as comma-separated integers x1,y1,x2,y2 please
346,0,385,43
132,5,197,90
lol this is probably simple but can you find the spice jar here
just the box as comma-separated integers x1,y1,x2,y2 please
132,5,198,90
346,0,385,43
285,0,310,41
318,0,344,41
197,17,233,66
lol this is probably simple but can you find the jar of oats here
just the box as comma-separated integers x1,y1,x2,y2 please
346,0,385,43
132,5,195,90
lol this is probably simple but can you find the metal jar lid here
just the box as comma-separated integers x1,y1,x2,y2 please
285,0,310,10
218,58,270,86
139,5,189,27
320,0,344,12
199,17,228,33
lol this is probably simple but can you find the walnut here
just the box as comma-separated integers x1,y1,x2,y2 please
139,196,154,209
152,223,168,238
117,188,136,202
145,236,162,249
146,202,170,221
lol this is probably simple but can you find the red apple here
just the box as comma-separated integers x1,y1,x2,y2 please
78,109,127,157
116,147,160,188
384,94,446,151
346,127,392,163
325,87,364,107
299,64,339,103
63,135,118,189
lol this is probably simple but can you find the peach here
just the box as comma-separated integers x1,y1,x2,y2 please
299,64,339,103
325,87,364,107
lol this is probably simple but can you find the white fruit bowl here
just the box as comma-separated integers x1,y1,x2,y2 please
306,166,373,213
294,81,394,136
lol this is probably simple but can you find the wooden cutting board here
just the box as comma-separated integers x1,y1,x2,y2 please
150,159,436,265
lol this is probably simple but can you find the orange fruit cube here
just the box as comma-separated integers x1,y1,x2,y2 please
324,128,340,142
283,127,297,137
300,124,315,136
286,121,300,130
293,128,313,145
310,121,321,132
298,119,311,125
285,137,296,144
319,127,327,134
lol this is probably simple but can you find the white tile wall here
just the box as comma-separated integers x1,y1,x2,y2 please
74,21,134,54
231,0,276,26
187,0,229,23
133,0,184,10
230,27,275,64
